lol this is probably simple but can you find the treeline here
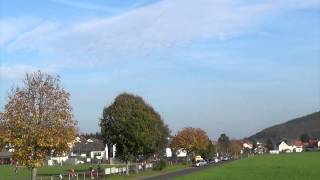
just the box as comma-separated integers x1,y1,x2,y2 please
0,70,248,179
81,132,103,140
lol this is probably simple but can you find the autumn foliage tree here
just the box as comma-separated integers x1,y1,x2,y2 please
170,127,209,159
229,140,242,158
0,71,77,180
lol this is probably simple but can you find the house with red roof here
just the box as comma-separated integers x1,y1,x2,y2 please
292,140,303,152
242,140,253,150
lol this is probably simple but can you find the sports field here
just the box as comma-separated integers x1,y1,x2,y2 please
176,152,320,180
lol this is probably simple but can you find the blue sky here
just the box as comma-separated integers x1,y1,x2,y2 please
1,0,319,139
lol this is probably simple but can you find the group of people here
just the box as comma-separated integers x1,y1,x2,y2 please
68,166,101,179
12,163,102,179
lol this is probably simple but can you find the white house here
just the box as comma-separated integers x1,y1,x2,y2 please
47,155,69,165
45,136,117,165
165,148,187,157
278,141,294,153
242,141,253,150
71,138,116,162
318,141,320,149
176,149,187,157
292,140,303,153
166,148,172,157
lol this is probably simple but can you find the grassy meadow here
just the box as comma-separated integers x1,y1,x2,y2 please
0,163,123,180
106,163,190,180
0,162,190,180
176,152,320,180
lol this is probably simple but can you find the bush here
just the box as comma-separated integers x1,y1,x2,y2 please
152,159,167,171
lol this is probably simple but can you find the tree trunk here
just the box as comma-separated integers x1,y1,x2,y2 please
126,161,130,176
31,167,37,180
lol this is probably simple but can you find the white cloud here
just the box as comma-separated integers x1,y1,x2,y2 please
51,0,162,13
272,0,320,9
3,0,320,66
6,21,61,51
0,65,57,80
0,17,40,48
51,0,121,13
56,0,267,52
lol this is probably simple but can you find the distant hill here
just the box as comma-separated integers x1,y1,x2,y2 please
250,111,320,143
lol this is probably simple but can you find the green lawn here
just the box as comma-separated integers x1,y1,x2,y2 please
105,163,190,180
176,152,320,180
0,163,124,180
0,162,190,180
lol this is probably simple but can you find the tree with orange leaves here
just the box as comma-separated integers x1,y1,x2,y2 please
0,71,77,180
170,127,209,159
229,140,242,158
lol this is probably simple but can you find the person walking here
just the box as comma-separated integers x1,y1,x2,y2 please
14,162,19,174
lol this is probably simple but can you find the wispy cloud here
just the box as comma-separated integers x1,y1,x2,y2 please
3,0,320,66
51,0,157,13
51,0,121,13
5,20,61,52
0,64,57,80
0,17,40,48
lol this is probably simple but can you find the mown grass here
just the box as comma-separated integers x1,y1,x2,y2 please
0,162,190,180
0,163,123,180
176,152,320,180
105,163,190,180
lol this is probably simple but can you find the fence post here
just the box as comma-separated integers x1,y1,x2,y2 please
76,173,78,180
69,174,71,180
83,172,86,180
51,176,53,180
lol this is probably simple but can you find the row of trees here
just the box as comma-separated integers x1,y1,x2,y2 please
0,71,171,178
169,128,243,161
0,70,243,179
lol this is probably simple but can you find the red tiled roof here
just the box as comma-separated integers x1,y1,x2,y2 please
293,140,303,147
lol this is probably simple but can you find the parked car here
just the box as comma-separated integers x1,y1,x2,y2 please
214,157,220,163
193,160,207,167
222,156,229,161
208,159,215,164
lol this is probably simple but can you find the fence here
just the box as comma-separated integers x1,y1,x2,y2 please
36,163,153,180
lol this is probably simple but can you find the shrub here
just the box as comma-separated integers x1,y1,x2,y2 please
152,159,167,171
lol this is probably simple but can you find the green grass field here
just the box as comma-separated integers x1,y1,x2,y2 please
0,162,190,180
176,152,320,180
106,163,190,180
0,163,123,180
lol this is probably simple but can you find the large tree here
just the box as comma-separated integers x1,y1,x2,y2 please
100,93,170,175
170,127,209,159
218,133,230,154
229,140,242,158
0,71,77,180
